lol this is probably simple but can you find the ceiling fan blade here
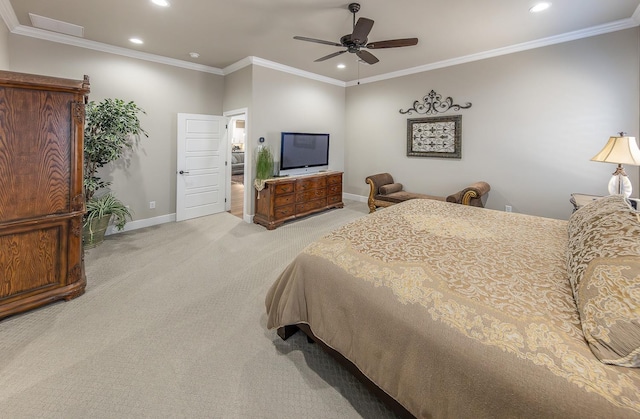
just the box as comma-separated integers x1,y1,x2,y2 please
293,36,342,47
314,50,348,62
351,17,374,43
366,38,419,49
356,49,379,65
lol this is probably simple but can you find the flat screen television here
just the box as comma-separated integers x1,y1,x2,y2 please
279,132,329,176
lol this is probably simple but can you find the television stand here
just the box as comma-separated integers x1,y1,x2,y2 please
254,171,343,230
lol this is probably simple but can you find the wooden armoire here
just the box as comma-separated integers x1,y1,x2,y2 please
0,70,90,320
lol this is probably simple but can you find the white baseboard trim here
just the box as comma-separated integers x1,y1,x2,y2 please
104,197,363,236
344,193,368,203
105,213,176,236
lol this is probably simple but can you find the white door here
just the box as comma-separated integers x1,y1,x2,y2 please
176,113,227,221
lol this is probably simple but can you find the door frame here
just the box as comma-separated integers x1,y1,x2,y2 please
224,108,249,222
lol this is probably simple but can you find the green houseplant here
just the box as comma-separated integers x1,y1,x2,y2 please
82,193,133,247
255,145,274,181
83,98,147,247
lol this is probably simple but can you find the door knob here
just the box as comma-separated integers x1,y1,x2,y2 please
179,170,190,175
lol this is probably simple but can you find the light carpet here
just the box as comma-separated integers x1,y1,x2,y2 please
0,200,398,418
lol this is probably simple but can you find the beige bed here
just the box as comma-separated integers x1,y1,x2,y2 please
266,196,640,418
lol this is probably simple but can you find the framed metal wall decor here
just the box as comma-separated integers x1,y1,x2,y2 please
406,115,462,158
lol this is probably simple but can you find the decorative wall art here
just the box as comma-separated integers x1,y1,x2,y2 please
399,89,472,115
406,115,462,158
400,89,472,158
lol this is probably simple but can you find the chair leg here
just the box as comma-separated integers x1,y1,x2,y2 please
366,178,377,213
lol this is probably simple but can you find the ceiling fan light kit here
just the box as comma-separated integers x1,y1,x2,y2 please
294,2,418,66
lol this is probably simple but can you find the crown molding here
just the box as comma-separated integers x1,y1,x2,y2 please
9,24,224,75
346,17,639,87
224,56,345,87
633,4,640,24
222,56,253,75
0,0,17,31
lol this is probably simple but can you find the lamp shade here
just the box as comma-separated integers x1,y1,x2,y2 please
591,135,640,165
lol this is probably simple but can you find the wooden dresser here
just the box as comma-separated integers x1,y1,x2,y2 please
0,71,89,320
254,171,343,230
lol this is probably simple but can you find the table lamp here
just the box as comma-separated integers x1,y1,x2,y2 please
591,132,640,197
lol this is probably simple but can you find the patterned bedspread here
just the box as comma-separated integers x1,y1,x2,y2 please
266,199,640,418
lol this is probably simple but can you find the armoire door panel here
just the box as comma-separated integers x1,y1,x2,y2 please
0,88,73,221
0,225,63,298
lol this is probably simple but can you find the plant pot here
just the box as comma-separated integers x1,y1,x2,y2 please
82,214,111,249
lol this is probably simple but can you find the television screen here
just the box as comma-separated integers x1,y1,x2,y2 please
280,132,329,172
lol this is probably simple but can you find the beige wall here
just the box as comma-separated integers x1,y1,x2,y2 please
248,65,346,213
0,24,9,69
8,35,224,222
345,28,640,220
223,65,252,113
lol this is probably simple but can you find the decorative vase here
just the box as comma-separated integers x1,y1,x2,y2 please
82,214,111,248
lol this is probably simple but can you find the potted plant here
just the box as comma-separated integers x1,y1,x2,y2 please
82,193,133,248
253,145,274,191
83,98,147,247
255,145,274,180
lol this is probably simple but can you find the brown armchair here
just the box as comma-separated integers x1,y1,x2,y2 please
365,173,490,213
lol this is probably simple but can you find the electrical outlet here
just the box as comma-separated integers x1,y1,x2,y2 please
149,201,156,209
505,205,512,213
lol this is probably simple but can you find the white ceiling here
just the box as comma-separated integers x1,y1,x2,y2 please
4,0,640,83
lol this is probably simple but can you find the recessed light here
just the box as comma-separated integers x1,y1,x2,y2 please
151,0,170,6
337,63,346,69
189,52,200,58
129,38,144,44
529,2,551,13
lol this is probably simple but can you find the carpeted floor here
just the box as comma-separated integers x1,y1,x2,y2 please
0,200,399,418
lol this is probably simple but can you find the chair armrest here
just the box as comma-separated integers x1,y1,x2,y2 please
446,181,491,207
365,173,395,213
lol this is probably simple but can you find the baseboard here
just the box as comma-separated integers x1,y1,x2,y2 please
105,195,365,236
105,213,176,236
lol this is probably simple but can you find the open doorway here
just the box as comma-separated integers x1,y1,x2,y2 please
225,109,248,220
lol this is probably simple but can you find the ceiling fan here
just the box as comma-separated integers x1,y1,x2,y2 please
293,2,418,65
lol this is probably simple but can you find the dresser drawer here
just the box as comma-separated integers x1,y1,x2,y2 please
327,194,342,205
297,177,326,191
275,194,295,207
327,184,342,195
274,182,295,195
297,188,326,203
327,174,342,185
296,198,327,213
274,204,295,220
